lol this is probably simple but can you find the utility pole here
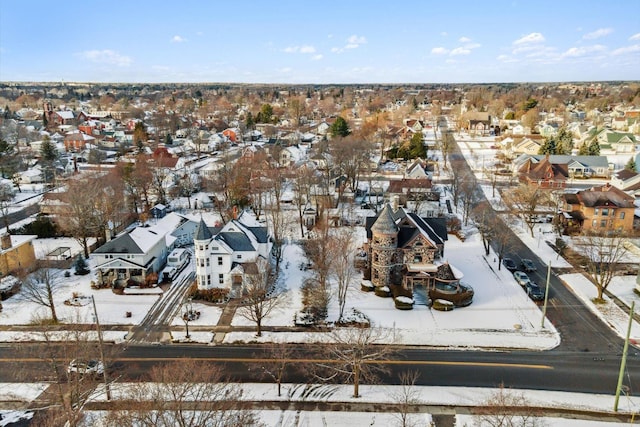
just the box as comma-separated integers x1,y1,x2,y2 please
91,295,111,400
614,300,635,412
541,261,551,328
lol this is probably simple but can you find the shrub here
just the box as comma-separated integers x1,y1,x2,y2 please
374,285,392,298
433,299,454,311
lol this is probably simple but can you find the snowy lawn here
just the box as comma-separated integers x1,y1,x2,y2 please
227,229,560,350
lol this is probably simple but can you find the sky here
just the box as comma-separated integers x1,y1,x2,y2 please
1,0,639,84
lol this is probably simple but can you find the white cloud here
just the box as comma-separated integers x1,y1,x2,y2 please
347,35,367,45
583,28,612,40
77,49,132,67
611,44,640,55
331,35,367,53
629,33,640,41
464,42,481,50
440,32,448,37
431,47,449,55
459,36,472,43
513,32,545,45
311,54,323,61
171,35,187,43
561,44,606,58
450,47,471,56
284,45,316,54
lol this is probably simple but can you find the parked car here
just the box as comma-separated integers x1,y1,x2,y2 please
67,359,104,377
502,258,517,271
526,282,545,301
520,259,537,272
513,271,531,287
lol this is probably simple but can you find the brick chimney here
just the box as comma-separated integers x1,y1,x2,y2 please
1,234,11,250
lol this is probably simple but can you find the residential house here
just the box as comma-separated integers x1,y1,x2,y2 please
0,233,37,279
386,179,443,217
517,156,568,189
514,154,611,179
585,129,636,155
64,131,96,152
279,145,304,167
404,158,433,180
362,204,472,304
193,213,271,297
611,168,640,197
92,212,196,287
559,183,635,234
510,136,544,156
464,112,491,135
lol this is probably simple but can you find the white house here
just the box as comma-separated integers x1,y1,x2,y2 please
92,212,197,287
193,212,271,296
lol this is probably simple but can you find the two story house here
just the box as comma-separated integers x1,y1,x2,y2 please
559,183,635,234
193,212,271,297
92,212,197,287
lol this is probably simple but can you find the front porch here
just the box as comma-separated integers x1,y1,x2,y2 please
94,257,156,288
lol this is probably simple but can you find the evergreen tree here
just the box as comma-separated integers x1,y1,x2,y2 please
73,254,90,275
330,116,351,138
165,133,173,145
40,138,58,162
245,111,255,129
408,132,427,159
539,126,573,155
587,139,600,155
625,157,637,171
42,112,48,128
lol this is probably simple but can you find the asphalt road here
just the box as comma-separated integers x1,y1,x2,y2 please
447,135,625,356
1,343,638,396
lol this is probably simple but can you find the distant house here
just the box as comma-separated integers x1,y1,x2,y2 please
386,179,443,217
559,183,635,234
465,112,491,135
64,131,96,151
193,212,271,297
513,154,611,179
586,129,636,155
517,156,568,189
279,145,304,167
405,158,433,179
510,136,544,156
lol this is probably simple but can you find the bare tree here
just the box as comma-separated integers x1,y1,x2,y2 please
473,202,499,256
577,230,629,301
250,342,299,397
106,359,259,427
237,258,285,337
19,267,66,323
391,371,422,427
438,129,454,169
502,184,547,238
313,327,394,398
25,324,113,427
459,178,481,226
290,165,317,238
474,383,544,427
331,229,357,322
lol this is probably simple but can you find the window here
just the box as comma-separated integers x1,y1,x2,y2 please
602,209,609,217
414,255,423,263
594,208,599,216
207,275,211,285
373,254,378,262
237,255,242,260
592,219,597,228
600,220,607,228
199,259,204,267
218,274,224,284
620,212,626,219
206,258,210,266
217,257,223,266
